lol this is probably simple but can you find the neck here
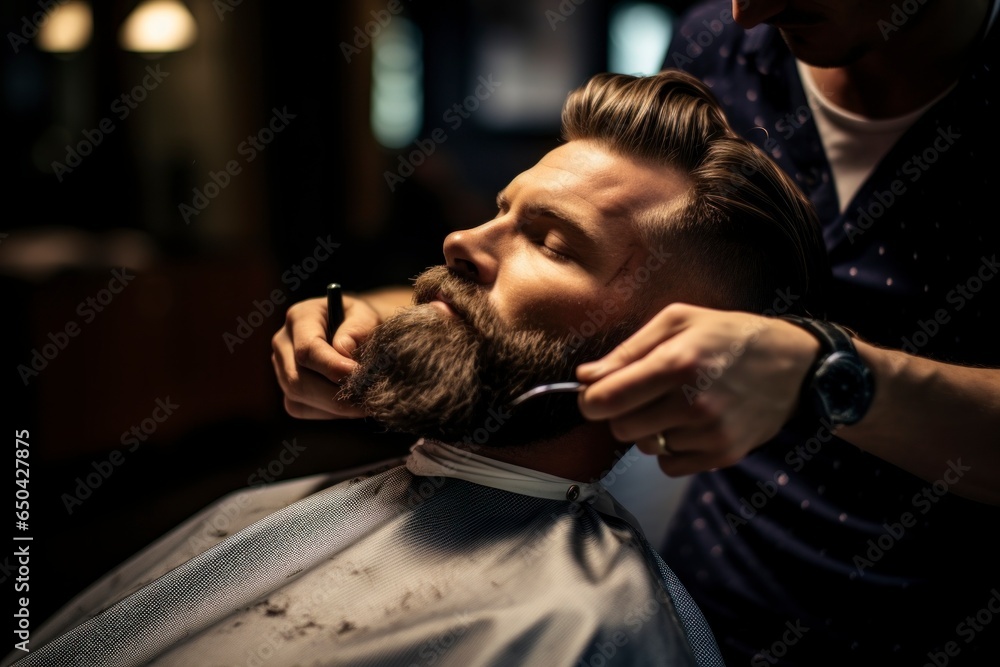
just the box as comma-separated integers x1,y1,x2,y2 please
805,1,990,117
457,421,630,483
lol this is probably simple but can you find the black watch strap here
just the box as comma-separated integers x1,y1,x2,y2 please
780,314,855,358
779,315,873,429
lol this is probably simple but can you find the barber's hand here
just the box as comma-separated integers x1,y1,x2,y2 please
576,303,820,476
271,295,381,419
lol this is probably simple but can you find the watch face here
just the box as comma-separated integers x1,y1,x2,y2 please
814,351,874,425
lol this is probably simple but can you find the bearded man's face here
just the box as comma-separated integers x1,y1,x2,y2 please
338,265,641,448
339,140,686,448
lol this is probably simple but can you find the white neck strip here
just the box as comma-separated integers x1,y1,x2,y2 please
405,439,631,522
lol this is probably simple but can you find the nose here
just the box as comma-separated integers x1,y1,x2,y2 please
442,222,502,285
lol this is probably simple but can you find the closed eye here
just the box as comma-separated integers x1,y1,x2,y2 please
497,191,579,262
533,231,573,262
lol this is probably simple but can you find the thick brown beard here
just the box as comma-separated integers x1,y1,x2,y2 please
338,266,641,448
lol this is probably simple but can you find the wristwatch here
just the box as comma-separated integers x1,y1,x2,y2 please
780,315,875,428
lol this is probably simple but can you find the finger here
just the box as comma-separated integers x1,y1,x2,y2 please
604,390,708,445
283,397,336,420
278,368,368,418
576,304,693,382
328,298,382,370
578,341,696,421
643,425,745,474
276,297,355,380
655,451,734,477
601,394,673,447
271,331,301,386
635,431,674,457
330,320,373,368
636,433,735,477
621,433,723,477
283,396,366,420
273,332,339,395
293,329,355,381
272,351,363,417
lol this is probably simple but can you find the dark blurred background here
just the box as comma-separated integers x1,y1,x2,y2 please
2,0,692,624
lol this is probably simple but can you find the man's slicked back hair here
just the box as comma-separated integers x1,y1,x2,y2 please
561,69,829,317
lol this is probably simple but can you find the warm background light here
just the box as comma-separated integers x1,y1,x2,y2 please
36,0,93,53
118,0,198,53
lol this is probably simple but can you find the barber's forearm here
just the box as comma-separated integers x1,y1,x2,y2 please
346,285,414,321
839,341,1000,505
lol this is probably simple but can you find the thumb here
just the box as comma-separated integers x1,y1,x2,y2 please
331,324,372,373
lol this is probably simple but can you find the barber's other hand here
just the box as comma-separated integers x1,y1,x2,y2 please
271,295,380,419
576,303,820,476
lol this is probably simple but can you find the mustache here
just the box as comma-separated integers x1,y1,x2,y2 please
411,265,501,338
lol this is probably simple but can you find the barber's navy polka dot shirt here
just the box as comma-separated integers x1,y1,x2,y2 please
660,3,1000,666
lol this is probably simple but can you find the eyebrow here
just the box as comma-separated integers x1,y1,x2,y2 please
496,189,601,250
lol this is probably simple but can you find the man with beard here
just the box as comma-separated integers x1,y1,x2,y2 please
5,69,826,667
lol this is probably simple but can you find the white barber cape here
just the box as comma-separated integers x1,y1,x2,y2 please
4,440,724,667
